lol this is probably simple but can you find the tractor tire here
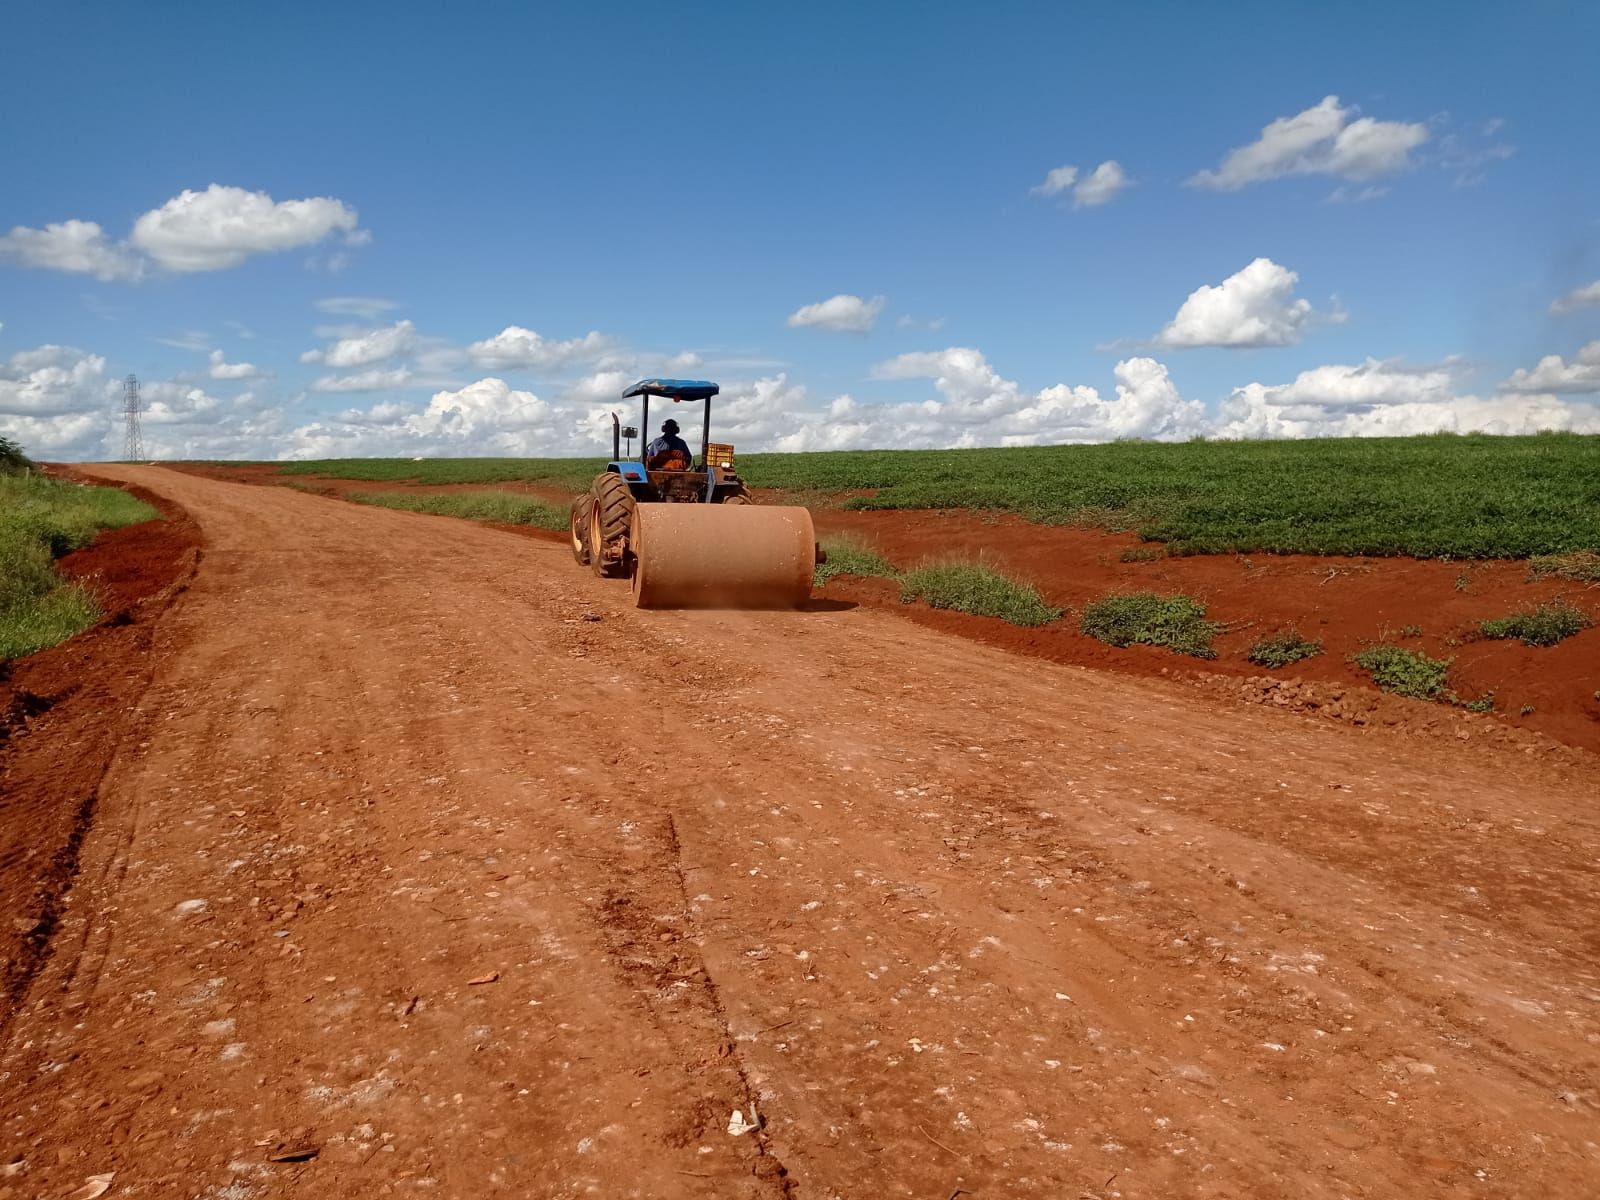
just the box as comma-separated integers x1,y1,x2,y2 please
588,472,635,578
569,496,592,565
719,491,752,505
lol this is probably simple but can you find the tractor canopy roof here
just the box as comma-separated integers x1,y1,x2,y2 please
622,378,720,402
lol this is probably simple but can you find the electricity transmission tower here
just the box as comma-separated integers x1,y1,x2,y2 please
122,374,145,461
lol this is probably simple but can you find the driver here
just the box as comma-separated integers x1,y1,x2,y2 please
644,418,692,470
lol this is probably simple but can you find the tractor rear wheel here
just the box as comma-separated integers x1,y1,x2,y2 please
719,491,752,505
588,472,635,578
569,496,592,564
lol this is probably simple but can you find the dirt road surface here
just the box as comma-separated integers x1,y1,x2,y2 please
4,465,1597,1200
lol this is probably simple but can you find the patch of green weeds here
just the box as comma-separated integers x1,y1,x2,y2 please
1350,644,1451,700
899,563,1061,627
1476,601,1591,647
1526,550,1600,582
1079,591,1220,660
1119,545,1163,563
1247,629,1324,669
1350,643,1494,711
347,490,568,531
814,535,896,586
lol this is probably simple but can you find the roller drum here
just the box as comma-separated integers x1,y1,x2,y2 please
630,504,816,609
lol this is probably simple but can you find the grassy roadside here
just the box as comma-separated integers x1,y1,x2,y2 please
346,489,568,530
0,465,160,659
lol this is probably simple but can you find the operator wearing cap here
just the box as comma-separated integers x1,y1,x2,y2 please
644,418,692,471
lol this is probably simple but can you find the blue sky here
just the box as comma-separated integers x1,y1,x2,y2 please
3,0,1599,459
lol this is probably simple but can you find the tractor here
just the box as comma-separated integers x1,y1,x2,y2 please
569,378,818,608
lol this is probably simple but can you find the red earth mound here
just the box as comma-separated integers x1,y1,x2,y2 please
807,506,1600,756
0,476,201,1031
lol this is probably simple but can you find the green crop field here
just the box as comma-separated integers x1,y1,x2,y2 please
277,456,606,490
264,431,1600,559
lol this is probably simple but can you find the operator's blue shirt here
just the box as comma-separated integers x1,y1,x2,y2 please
645,433,690,460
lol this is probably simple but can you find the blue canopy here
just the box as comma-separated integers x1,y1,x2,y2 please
622,378,720,402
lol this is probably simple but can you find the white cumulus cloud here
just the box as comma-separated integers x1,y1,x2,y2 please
208,349,265,380
871,347,1206,444
1032,161,1130,207
1156,258,1335,348
0,345,111,419
300,319,418,368
286,378,577,459
0,344,292,460
1550,281,1600,316
786,294,886,333
465,326,614,370
1030,166,1079,196
1499,340,1600,394
1189,96,1428,190
1216,358,1600,438
130,185,362,272
0,220,143,281
1073,161,1130,207
0,186,363,281
309,367,415,393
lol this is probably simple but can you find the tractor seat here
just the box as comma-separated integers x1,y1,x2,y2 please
649,449,692,472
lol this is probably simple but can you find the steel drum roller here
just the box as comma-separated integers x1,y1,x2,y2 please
630,504,816,609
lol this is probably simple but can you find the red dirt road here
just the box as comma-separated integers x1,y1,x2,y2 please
4,466,1598,1199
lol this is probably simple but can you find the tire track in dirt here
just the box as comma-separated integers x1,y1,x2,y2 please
2,465,1596,1200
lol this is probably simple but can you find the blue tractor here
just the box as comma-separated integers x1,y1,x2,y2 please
569,378,817,608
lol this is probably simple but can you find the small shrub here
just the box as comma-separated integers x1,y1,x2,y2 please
1527,550,1600,583
0,434,32,472
347,490,568,531
899,563,1061,627
1119,545,1163,563
1248,628,1323,669
1079,591,1220,659
1519,703,1535,716
1456,692,1495,714
1351,644,1451,700
1476,601,1591,647
814,535,896,585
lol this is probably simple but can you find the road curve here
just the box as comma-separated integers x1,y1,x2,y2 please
4,464,1597,1200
